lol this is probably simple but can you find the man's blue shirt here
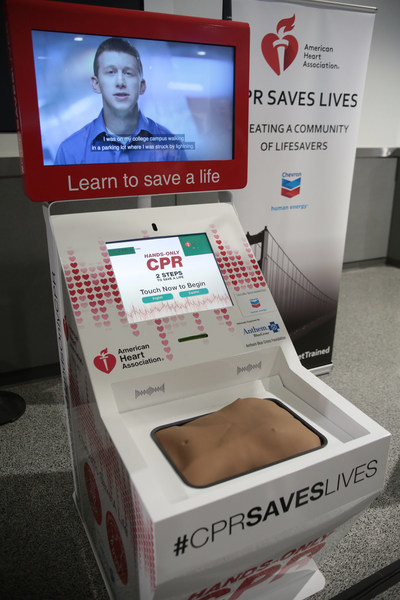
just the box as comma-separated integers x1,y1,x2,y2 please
55,111,187,164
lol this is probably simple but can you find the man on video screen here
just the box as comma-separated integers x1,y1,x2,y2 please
55,37,187,164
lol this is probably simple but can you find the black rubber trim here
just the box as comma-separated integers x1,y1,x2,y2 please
329,559,400,600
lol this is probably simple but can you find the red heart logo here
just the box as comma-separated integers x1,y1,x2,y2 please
261,15,298,75
93,348,116,374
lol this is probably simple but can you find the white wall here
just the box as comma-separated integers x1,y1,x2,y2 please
355,0,400,147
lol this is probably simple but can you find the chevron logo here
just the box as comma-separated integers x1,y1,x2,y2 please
281,172,301,198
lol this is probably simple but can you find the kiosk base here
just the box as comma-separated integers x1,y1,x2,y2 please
257,568,325,600
75,483,326,600
73,493,115,600
288,569,325,600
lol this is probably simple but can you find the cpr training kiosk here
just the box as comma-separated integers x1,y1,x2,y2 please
6,1,390,599
44,201,390,600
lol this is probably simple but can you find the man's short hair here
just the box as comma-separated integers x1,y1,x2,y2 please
93,37,143,78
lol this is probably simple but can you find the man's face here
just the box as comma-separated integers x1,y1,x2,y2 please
91,50,146,115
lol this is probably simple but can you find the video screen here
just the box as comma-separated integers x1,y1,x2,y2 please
31,31,235,167
106,233,232,323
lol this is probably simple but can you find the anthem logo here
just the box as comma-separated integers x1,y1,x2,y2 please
262,15,298,75
281,171,302,198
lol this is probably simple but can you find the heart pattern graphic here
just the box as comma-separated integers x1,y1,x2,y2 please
210,225,267,335
64,241,142,337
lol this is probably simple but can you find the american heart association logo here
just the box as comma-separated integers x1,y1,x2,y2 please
93,348,117,374
261,14,298,75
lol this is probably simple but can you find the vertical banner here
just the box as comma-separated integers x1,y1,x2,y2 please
231,0,375,371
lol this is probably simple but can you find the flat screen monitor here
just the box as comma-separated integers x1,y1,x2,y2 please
106,233,232,323
5,0,250,202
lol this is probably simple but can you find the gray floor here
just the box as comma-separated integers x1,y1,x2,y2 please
310,265,400,600
1,264,399,599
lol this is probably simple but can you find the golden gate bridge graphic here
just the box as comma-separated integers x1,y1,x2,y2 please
246,227,337,339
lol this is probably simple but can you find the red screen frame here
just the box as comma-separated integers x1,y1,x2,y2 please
5,0,249,203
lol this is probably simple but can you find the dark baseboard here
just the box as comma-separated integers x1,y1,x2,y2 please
0,363,61,387
386,257,400,268
343,257,386,270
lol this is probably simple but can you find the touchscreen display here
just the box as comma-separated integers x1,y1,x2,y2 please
106,234,232,323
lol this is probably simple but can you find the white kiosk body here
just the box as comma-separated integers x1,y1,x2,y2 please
45,202,390,600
